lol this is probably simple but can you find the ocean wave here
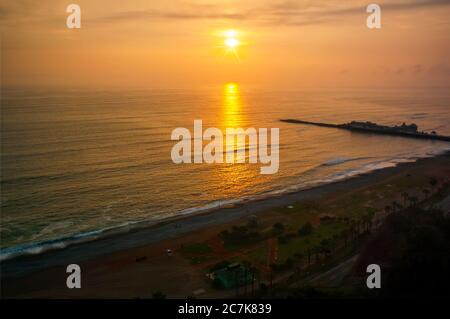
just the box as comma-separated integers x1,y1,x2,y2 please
321,156,371,167
0,231,100,262
0,220,152,262
410,113,429,119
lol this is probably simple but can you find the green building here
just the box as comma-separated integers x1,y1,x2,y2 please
213,263,253,289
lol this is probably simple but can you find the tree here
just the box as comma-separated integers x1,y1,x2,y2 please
295,252,305,271
385,205,392,215
410,195,418,207
298,223,313,236
401,192,410,207
340,228,351,248
320,239,332,256
350,218,363,239
392,200,402,212
273,223,285,234
250,266,257,296
295,251,304,258
429,177,438,191
349,219,357,239
362,214,372,232
312,246,321,263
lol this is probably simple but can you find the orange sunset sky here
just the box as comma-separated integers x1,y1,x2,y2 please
1,0,450,89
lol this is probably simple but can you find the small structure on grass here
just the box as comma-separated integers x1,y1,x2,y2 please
210,263,253,289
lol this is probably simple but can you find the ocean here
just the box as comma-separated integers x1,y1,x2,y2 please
1,85,449,260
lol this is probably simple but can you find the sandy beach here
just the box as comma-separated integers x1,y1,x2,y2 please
2,152,449,298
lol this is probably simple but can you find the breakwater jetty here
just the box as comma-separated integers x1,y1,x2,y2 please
281,119,450,142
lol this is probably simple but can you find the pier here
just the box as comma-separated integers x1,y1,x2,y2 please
280,119,450,142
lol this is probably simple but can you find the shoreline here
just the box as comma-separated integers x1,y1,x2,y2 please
2,151,449,280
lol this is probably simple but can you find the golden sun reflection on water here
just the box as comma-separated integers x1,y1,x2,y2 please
222,82,243,129
223,82,245,163
213,83,259,188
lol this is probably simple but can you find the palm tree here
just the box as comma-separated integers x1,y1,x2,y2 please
294,253,304,278
410,195,418,207
349,219,357,239
340,228,350,248
250,266,257,296
392,200,401,212
352,218,362,238
362,214,372,232
358,218,363,234
320,239,331,257
332,234,339,252
385,205,391,215
401,192,410,207
429,177,438,193
312,246,321,263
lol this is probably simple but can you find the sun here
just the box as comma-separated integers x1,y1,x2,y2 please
224,29,240,49
225,37,239,49
214,29,244,61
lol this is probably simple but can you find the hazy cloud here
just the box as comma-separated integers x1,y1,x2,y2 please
2,0,449,29
90,0,450,27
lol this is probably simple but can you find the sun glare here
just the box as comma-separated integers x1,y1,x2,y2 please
225,38,239,48
224,30,237,38
219,29,242,61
